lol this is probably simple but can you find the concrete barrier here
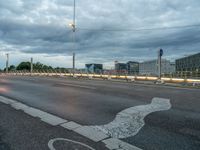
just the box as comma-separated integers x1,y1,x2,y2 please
2,72,200,84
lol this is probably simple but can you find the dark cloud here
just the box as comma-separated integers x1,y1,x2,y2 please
0,0,200,67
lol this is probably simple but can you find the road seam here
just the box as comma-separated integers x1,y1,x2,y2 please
0,96,142,150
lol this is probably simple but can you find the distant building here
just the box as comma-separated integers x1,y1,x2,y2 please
77,68,87,73
139,59,175,75
170,62,176,73
115,62,127,74
114,61,139,75
139,60,157,75
85,64,103,74
126,61,139,75
176,53,200,72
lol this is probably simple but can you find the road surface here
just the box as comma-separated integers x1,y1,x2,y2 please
0,102,108,150
0,75,200,150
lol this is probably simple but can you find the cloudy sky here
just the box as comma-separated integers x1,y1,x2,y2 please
0,0,200,69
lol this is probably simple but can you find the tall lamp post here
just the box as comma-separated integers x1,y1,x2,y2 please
158,48,163,81
30,57,33,75
6,53,9,73
69,0,76,76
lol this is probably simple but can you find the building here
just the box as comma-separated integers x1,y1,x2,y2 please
139,59,175,75
176,53,200,72
139,60,157,75
170,62,176,73
114,61,139,75
126,61,139,75
85,64,103,74
115,62,127,74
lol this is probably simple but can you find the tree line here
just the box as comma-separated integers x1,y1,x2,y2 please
4,62,69,73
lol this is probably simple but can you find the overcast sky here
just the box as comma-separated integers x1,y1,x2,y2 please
0,0,200,69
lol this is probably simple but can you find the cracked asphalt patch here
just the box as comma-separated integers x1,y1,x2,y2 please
0,103,108,150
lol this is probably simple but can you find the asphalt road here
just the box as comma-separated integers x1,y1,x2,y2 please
0,102,108,150
0,75,200,150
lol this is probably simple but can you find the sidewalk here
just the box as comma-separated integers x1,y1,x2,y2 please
0,102,108,150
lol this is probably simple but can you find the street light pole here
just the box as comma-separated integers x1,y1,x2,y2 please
158,48,163,81
73,52,75,73
158,51,161,79
30,57,33,75
6,53,9,73
73,0,76,30
68,0,77,76
71,0,76,75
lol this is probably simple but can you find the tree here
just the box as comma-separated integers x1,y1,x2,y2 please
3,65,16,71
14,61,69,73
9,65,16,71
33,62,43,70
16,62,31,70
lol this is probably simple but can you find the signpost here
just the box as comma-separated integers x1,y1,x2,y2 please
158,49,163,81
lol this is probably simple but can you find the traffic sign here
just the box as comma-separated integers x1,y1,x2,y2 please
160,49,163,56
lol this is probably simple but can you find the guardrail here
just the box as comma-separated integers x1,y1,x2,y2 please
1,71,200,84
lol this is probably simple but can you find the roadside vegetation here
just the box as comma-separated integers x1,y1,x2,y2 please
3,62,69,73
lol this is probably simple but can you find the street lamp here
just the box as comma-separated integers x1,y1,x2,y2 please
6,53,9,73
30,57,33,75
69,23,75,32
69,0,76,76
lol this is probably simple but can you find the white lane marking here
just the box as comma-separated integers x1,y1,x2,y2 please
58,83,96,90
48,138,96,150
0,96,17,104
23,107,46,117
41,116,67,126
91,97,171,139
103,138,142,150
23,107,68,126
74,126,109,142
11,102,29,110
61,121,82,130
0,96,68,126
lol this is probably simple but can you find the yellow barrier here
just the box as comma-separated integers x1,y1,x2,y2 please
186,79,200,83
7,73,200,83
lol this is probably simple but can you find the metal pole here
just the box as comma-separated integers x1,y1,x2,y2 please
6,53,9,73
73,52,75,73
73,0,76,28
72,0,76,75
30,57,33,75
158,49,163,80
158,51,161,79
